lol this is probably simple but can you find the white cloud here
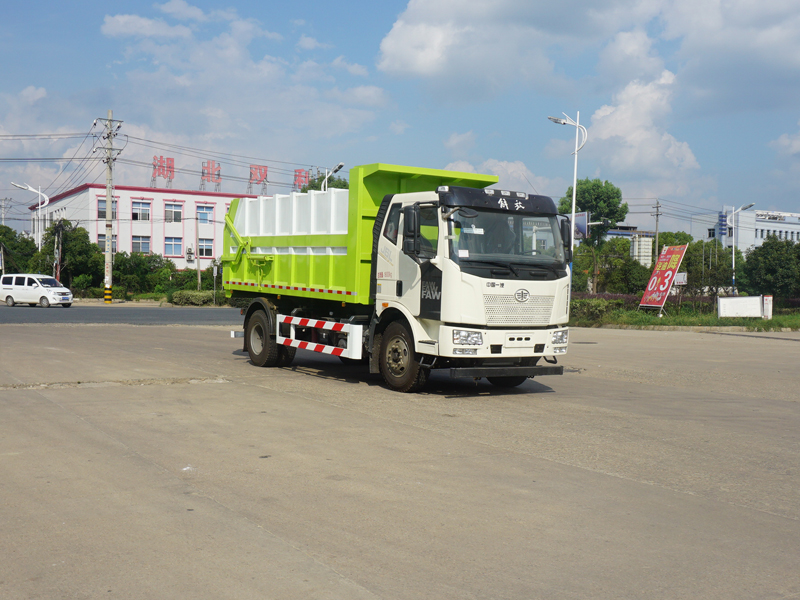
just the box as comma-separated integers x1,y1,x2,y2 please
297,35,331,50
332,56,368,77
658,0,800,111
101,15,192,38
156,0,207,22
390,120,409,135
377,0,662,91
444,131,476,159
771,120,800,156
598,29,664,85
589,70,699,178
444,159,564,197
19,86,47,104
325,86,388,107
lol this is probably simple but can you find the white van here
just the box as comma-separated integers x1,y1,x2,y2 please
1,274,73,308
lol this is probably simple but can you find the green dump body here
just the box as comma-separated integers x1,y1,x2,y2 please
222,163,498,306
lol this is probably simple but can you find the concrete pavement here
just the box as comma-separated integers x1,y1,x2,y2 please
1,324,798,599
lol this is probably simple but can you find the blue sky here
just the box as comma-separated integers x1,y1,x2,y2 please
2,0,800,234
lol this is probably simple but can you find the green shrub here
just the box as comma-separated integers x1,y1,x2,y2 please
569,298,623,322
171,290,214,306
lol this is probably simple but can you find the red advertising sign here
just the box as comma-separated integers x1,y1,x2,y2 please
640,245,688,308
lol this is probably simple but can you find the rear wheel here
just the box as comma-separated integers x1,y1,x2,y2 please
5,296,14,307
276,346,296,367
246,311,280,367
379,321,429,393
39,296,50,308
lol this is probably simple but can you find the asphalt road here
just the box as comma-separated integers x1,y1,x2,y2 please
1,319,798,599
0,301,243,326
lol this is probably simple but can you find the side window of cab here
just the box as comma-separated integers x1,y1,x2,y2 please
382,204,401,245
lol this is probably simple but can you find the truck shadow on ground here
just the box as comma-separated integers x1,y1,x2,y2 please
233,349,556,398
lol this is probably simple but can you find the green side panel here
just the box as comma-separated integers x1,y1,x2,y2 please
222,163,498,305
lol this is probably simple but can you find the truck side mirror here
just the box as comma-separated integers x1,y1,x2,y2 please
561,218,573,263
402,205,421,256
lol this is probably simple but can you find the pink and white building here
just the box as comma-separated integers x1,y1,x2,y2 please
31,184,257,270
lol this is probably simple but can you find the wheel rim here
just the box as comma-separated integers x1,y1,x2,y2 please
384,334,410,378
250,322,264,354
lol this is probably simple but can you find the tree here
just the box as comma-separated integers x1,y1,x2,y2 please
26,221,103,286
558,178,628,292
113,251,176,294
655,231,693,257
0,225,36,272
301,172,349,192
740,236,800,298
594,238,651,294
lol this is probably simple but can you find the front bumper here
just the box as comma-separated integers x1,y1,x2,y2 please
450,364,563,378
440,325,569,358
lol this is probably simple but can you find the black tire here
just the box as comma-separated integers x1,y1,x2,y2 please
379,321,429,393
276,345,296,367
5,296,15,307
246,310,280,367
39,296,50,308
62,303,72,308
487,376,529,388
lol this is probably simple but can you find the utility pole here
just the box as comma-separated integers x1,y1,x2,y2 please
196,214,201,291
100,110,122,304
0,197,8,226
652,199,662,263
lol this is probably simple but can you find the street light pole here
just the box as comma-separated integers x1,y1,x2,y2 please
322,162,344,192
728,202,755,295
11,182,49,250
547,113,587,260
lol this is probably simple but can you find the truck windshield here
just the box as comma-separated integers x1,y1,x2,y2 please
448,209,565,270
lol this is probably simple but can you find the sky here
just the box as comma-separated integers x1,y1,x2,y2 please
2,0,800,235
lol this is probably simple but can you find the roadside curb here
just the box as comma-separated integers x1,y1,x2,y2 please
591,324,799,332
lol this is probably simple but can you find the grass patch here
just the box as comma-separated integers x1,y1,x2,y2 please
570,307,800,330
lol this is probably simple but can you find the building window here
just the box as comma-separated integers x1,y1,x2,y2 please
97,199,117,220
708,228,715,239
132,201,151,221
132,236,151,254
197,205,214,224
165,237,182,256
727,227,732,236
165,203,182,223
198,239,214,257
97,234,117,253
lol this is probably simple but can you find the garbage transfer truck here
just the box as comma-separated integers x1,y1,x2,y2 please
222,163,571,392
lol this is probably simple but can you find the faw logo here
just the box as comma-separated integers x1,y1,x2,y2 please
514,289,530,302
421,281,441,300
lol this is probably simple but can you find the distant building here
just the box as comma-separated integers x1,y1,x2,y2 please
30,183,256,270
690,208,800,252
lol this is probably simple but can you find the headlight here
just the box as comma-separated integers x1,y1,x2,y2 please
551,330,569,345
453,329,483,346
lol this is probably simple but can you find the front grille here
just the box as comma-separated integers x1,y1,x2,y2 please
484,294,554,325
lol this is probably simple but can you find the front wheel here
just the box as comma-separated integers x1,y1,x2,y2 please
379,321,429,393
487,376,529,388
5,296,14,307
39,297,50,308
246,311,280,367
62,303,72,308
